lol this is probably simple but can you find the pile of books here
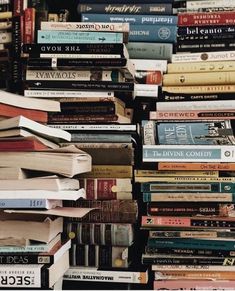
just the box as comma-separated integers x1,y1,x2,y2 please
139,0,235,290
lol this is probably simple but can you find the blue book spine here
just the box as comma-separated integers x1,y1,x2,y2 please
81,13,177,25
129,24,177,43
37,30,123,44
0,199,49,208
147,238,235,251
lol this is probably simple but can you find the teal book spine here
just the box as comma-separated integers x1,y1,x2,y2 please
37,30,123,44
147,238,235,251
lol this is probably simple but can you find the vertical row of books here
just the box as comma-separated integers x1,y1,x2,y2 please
0,89,94,289
21,10,148,289
141,0,235,290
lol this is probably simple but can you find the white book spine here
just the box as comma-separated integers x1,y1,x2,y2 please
172,51,235,63
157,100,235,111
131,59,167,72
64,267,147,283
24,90,114,98
48,124,137,131
153,264,235,272
0,265,41,288
187,0,235,9
41,22,129,32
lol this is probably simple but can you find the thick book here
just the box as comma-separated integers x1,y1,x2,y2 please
0,137,53,151
37,30,123,44
141,119,235,145
64,266,148,284
0,145,92,177
0,115,71,142
66,222,133,246
0,250,69,288
0,240,70,265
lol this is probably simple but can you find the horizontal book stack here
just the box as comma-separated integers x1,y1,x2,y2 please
139,0,235,290
20,15,145,288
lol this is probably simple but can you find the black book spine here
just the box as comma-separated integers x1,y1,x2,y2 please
159,92,235,102
142,256,234,266
78,3,172,15
0,254,54,264
27,58,127,68
25,80,134,91
177,34,235,41
145,246,235,257
191,219,235,228
78,0,173,4
23,43,125,55
176,42,235,53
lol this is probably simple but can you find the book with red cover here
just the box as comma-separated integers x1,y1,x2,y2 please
0,103,48,123
0,137,49,151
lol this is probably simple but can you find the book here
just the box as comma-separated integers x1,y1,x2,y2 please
78,3,172,15
158,162,235,171
0,239,71,265
0,167,27,180
37,30,124,44
78,178,132,200
0,90,60,112
66,222,133,246
0,176,80,191
149,230,235,239
0,103,48,123
171,51,235,63
78,165,133,178
0,115,71,142
0,137,50,151
163,71,235,86
141,215,235,229
0,145,91,177
48,124,137,132
142,144,235,163
64,266,148,284
0,250,69,288
142,120,235,145
186,0,235,9
0,198,62,209
0,213,63,243
80,14,177,25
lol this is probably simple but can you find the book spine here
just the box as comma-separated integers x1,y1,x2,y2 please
0,199,51,208
71,133,131,143
177,25,235,36
142,256,235,265
129,24,177,43
0,31,11,43
162,85,235,94
37,31,123,44
149,230,235,239
0,265,42,288
126,42,173,60
158,162,235,171
48,114,119,124
78,178,131,200
145,246,234,257
48,124,136,131
171,51,235,63
0,21,12,30
178,11,235,26
186,0,235,9
26,70,123,82
24,7,35,44
141,216,235,228
79,0,173,3
82,13,177,25
135,71,162,85
24,90,114,98
0,253,54,264
23,43,125,55
151,110,235,120
147,238,234,252
64,267,147,284
27,58,127,68
26,80,134,91
160,92,235,101
79,4,172,15
147,202,222,216
176,40,235,53
143,192,234,203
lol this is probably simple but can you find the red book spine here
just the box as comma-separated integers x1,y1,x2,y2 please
24,7,35,44
13,0,24,17
178,11,235,26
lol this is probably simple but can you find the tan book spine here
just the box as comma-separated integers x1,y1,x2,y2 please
163,85,235,93
79,165,133,178
134,169,218,177
158,162,235,171
163,71,235,86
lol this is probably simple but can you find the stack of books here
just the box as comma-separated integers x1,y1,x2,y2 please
138,0,235,290
18,11,147,287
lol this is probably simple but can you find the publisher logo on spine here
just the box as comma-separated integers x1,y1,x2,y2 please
158,27,171,40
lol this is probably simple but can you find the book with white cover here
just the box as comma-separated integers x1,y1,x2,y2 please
0,115,71,142
0,90,60,111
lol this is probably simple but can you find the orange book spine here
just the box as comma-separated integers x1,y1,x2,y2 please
0,103,48,123
158,162,235,171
